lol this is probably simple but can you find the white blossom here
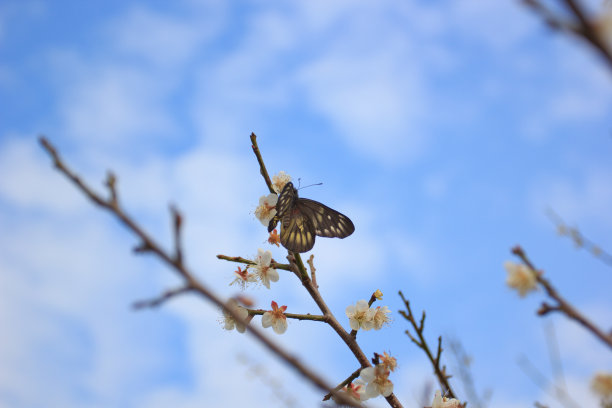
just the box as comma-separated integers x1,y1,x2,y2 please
504,261,537,297
346,299,375,331
372,305,391,330
253,249,279,289
272,171,292,194
360,365,393,398
229,266,257,290
254,193,278,226
221,299,250,333
431,390,462,408
334,379,369,403
261,301,288,334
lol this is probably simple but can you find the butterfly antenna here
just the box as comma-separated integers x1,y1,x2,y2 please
298,182,323,191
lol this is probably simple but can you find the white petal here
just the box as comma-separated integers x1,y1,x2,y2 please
262,312,273,328
356,299,369,311
260,250,272,266
224,319,235,330
365,382,380,398
267,268,279,282
345,305,356,316
273,319,287,334
349,318,360,331
381,381,393,397
432,390,443,408
360,367,375,382
264,193,278,206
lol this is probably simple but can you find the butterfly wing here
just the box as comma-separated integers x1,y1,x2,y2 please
279,208,316,253
268,182,297,232
295,198,355,238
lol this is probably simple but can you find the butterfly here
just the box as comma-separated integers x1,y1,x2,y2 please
267,182,355,253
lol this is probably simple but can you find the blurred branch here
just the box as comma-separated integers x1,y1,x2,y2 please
133,286,192,309
547,209,612,268
517,355,580,408
39,136,361,408
398,291,459,401
512,245,612,349
522,0,612,71
449,339,490,408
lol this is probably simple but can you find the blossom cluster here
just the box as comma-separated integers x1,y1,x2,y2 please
230,249,279,290
338,352,397,402
345,299,391,331
431,390,462,408
254,171,292,226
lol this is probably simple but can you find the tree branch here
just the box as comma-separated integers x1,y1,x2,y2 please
39,136,360,408
512,245,612,349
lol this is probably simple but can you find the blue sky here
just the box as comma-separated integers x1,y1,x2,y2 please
1,0,612,407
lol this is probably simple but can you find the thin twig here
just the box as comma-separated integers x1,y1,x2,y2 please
449,339,487,408
250,133,275,194
512,246,612,349
247,309,328,322
39,136,360,408
133,286,192,309
323,367,363,401
306,254,318,288
398,291,458,400
547,209,612,268
517,355,580,408
216,254,293,271
170,205,183,265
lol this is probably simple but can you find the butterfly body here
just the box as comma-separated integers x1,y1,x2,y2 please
268,182,355,253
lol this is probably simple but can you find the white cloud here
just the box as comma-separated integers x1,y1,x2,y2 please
0,136,86,213
297,50,427,165
106,6,212,69
448,0,537,51
58,63,177,147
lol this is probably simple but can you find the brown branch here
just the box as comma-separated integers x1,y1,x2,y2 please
216,254,293,271
133,286,192,309
398,291,458,400
512,245,612,349
250,133,275,194
306,254,318,288
170,205,183,265
561,0,612,69
39,136,360,408
252,137,403,408
247,309,328,322
323,367,363,401
522,0,612,71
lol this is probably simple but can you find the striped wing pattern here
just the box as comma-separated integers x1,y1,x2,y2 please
271,181,355,253
295,199,355,238
267,182,297,232
280,209,316,253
